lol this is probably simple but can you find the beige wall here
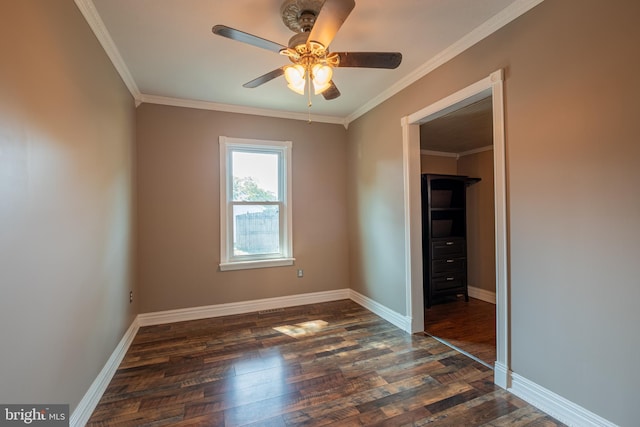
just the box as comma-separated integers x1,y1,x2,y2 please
0,1,136,412
347,0,639,425
136,104,349,312
420,154,457,174
347,103,407,313
457,150,495,293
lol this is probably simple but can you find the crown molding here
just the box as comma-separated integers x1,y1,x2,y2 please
420,145,494,158
459,145,494,157
420,150,459,158
77,0,543,127
139,94,348,126
75,0,345,126
345,0,545,124
74,0,142,103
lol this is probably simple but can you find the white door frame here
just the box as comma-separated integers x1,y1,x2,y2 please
401,69,509,388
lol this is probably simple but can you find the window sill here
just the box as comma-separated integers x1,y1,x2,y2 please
219,258,295,271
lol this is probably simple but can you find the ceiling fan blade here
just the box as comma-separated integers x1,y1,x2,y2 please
335,52,403,69
212,25,285,53
322,81,341,100
307,0,355,48
243,67,286,88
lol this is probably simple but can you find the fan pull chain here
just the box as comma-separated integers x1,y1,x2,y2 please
307,67,312,123
307,87,312,123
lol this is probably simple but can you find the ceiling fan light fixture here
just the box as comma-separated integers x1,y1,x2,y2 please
287,80,306,95
313,80,331,95
284,64,306,94
311,63,332,94
284,64,305,84
213,0,402,102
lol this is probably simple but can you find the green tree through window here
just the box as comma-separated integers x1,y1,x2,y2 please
233,176,277,202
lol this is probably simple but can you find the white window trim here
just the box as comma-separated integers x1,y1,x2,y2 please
219,136,294,271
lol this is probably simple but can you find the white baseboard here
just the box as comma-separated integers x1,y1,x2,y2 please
348,290,412,333
493,361,509,389
509,372,617,427
70,318,140,427
468,286,496,304
70,289,350,425
137,289,350,326
137,289,411,334
78,291,618,427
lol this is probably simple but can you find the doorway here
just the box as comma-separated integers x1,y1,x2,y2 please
401,70,509,388
420,95,496,367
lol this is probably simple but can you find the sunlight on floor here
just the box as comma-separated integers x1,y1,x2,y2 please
274,320,328,337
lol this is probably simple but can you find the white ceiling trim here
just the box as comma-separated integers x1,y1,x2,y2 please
76,0,544,126
74,0,141,103
346,0,544,125
420,146,494,158
139,94,348,126
421,150,459,158
459,145,494,157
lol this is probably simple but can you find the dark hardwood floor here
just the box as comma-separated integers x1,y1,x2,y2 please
88,299,563,426
425,297,496,366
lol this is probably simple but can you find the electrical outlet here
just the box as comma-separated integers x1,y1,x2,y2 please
297,269,304,278
129,291,133,303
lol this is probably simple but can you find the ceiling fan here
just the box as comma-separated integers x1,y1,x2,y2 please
212,0,402,101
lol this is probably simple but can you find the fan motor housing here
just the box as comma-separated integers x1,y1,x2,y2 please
287,32,309,49
280,0,323,33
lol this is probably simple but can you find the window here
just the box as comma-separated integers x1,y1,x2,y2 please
219,136,293,270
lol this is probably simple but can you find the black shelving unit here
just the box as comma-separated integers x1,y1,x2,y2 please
422,174,480,308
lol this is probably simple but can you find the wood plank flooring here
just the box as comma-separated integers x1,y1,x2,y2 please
425,297,497,366
88,300,563,426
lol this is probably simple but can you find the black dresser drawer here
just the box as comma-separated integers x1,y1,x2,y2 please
432,273,466,292
432,258,466,274
431,239,466,258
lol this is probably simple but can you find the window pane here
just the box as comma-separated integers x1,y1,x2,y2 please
232,151,279,201
233,204,280,256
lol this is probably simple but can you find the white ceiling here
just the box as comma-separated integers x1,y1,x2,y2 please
421,96,493,153
80,0,539,124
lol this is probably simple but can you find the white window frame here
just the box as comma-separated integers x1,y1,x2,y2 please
219,136,294,271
